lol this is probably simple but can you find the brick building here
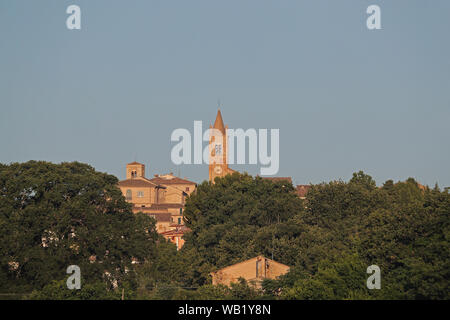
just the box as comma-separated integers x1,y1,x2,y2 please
118,162,196,249
210,256,290,287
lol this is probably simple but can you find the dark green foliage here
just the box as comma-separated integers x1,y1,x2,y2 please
267,173,449,299
139,278,262,300
180,171,449,299
0,161,158,296
180,172,305,286
1,162,448,300
27,279,132,300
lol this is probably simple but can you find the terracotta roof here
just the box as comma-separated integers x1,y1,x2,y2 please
161,225,191,236
149,176,196,185
296,185,311,198
127,161,144,165
118,178,157,188
213,109,225,133
161,230,183,236
262,177,293,184
417,183,427,191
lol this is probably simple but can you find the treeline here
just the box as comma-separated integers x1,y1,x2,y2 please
0,162,448,299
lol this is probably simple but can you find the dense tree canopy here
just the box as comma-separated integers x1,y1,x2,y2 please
1,162,448,300
180,173,305,286
0,161,159,295
177,171,449,299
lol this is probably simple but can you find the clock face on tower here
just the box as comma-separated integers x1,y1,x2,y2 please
214,166,223,175
215,144,222,155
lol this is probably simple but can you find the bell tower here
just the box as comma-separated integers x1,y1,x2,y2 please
209,109,233,182
126,162,145,179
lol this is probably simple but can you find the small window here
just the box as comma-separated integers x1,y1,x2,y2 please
137,191,144,198
186,187,189,192
256,260,262,278
126,189,132,200
178,217,182,224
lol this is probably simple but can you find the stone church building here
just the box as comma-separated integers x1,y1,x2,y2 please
118,109,310,250
118,161,196,249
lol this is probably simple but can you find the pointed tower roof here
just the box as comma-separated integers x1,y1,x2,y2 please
213,109,225,134
127,161,143,165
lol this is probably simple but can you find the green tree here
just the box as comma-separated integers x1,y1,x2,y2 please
0,161,158,295
268,174,449,300
180,172,304,286
27,279,131,300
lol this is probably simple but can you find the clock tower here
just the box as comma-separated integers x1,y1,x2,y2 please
209,109,234,183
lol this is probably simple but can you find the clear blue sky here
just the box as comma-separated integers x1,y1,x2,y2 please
1,0,449,187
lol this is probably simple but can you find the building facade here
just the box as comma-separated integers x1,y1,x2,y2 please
118,162,196,249
118,111,310,251
210,256,290,287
